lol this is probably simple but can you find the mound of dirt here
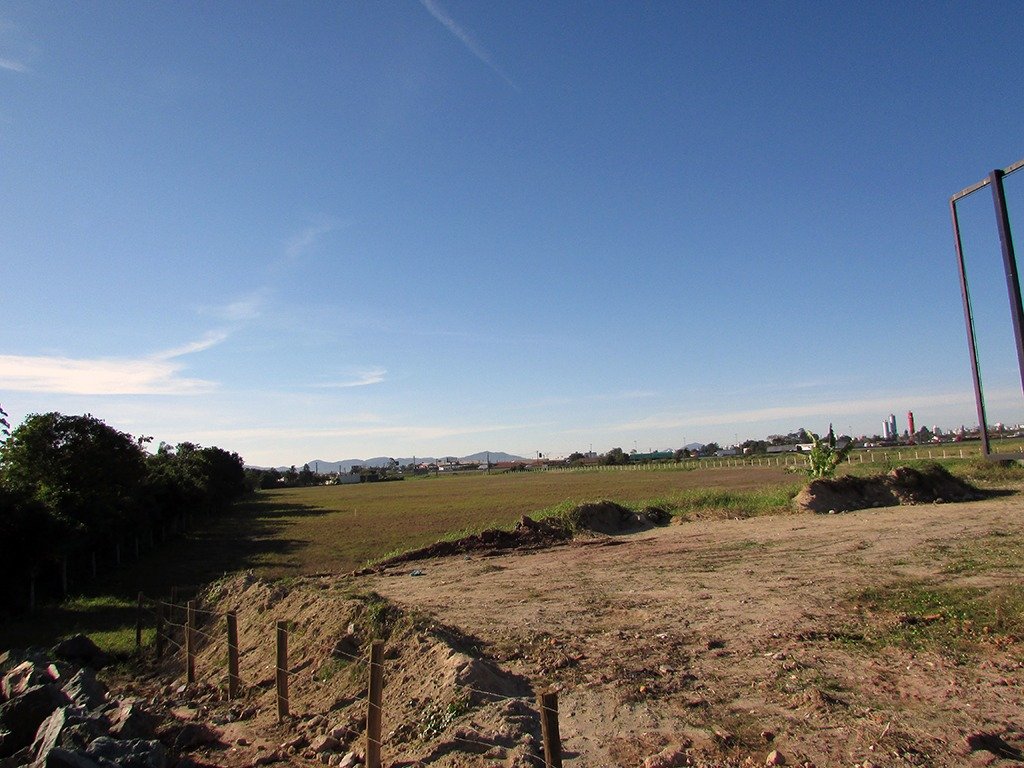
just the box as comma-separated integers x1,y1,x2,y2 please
793,464,985,513
356,515,573,574
124,574,545,767
359,502,674,574
566,500,670,534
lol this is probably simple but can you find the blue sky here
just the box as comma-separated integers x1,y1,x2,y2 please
2,1,1023,466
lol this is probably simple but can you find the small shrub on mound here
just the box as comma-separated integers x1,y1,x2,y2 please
794,463,984,514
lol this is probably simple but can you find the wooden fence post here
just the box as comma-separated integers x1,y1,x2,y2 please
226,611,240,700
135,592,144,653
276,621,289,721
155,603,165,660
538,689,562,767
366,640,385,768
186,601,196,685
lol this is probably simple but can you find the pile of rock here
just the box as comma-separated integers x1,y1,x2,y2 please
0,636,191,768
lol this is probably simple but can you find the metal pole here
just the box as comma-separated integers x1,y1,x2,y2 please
951,196,991,456
991,169,1024,397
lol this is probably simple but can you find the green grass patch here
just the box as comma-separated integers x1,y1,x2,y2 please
0,595,152,656
666,485,802,520
853,582,1024,656
931,530,1024,576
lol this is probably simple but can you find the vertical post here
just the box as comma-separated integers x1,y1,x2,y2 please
276,621,289,721
951,195,992,456
186,601,196,685
136,592,144,652
226,611,240,700
538,689,562,768
991,169,1024,402
366,640,384,768
155,603,165,660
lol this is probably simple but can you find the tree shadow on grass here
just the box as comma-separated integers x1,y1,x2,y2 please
101,498,333,596
0,496,334,653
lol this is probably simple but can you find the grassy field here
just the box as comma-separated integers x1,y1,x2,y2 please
1,465,799,651
4,457,1020,653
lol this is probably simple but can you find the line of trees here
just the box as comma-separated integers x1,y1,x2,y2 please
0,410,247,613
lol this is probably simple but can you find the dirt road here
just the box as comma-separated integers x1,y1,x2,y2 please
367,495,1024,767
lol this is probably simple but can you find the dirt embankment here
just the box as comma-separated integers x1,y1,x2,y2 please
793,465,986,514
96,574,553,768
357,501,671,574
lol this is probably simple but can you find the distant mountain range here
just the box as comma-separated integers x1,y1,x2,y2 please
253,451,525,473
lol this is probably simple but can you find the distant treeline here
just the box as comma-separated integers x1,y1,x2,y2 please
0,411,248,613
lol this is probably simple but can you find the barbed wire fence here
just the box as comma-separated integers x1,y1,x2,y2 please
135,595,563,768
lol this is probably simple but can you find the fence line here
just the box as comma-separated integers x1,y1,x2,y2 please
142,595,563,767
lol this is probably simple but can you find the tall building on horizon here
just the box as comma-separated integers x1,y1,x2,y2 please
907,411,916,436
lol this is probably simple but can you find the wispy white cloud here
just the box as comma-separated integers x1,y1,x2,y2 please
153,330,229,360
523,390,659,409
1,16,38,74
0,354,216,396
285,222,337,262
417,0,517,89
605,390,981,433
0,57,27,73
205,291,267,323
189,420,518,443
0,332,228,395
314,367,388,388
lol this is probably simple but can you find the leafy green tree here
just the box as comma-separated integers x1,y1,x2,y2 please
602,447,629,465
298,463,316,486
0,412,147,546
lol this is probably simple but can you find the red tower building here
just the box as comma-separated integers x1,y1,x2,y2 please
907,411,915,436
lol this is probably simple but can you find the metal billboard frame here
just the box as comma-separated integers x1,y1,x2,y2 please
950,157,1024,459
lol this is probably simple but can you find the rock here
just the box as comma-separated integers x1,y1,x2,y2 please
310,735,339,754
61,670,108,713
2,662,60,701
281,735,307,751
172,722,220,751
37,747,101,768
31,706,73,762
766,749,786,766
108,700,158,740
86,737,167,768
51,638,110,671
251,750,283,766
327,724,354,741
643,744,689,768
336,753,360,768
0,684,70,758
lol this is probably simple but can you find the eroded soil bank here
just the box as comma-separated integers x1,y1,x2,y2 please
367,491,1024,767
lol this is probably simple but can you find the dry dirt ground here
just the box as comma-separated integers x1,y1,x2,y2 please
362,493,1024,768
121,491,1024,768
